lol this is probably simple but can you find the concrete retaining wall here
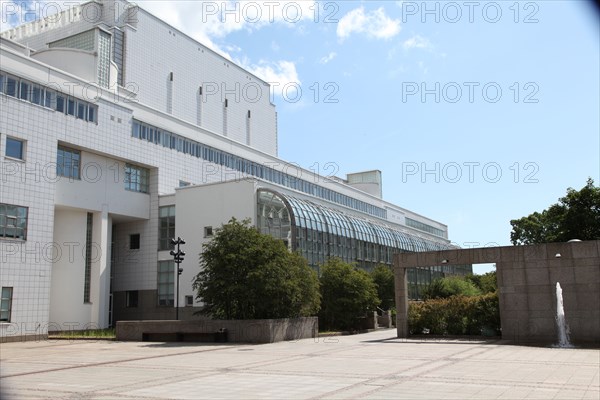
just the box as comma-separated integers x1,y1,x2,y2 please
116,317,318,343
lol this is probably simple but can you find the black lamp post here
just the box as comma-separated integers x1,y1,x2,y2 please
170,237,185,320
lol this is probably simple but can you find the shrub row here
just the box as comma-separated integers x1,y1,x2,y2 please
408,292,500,336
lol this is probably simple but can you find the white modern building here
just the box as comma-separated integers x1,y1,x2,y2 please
0,0,469,341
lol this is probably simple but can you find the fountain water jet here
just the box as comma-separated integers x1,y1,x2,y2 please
555,282,574,348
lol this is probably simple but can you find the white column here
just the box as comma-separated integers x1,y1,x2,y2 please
91,206,112,328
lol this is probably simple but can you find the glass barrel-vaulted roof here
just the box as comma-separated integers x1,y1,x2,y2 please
267,190,452,253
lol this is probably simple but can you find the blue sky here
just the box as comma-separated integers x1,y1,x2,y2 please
2,1,599,273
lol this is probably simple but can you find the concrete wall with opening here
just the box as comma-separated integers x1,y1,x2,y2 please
394,240,600,346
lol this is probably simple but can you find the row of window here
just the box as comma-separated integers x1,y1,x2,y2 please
405,217,446,238
5,139,149,195
0,71,98,123
132,119,387,219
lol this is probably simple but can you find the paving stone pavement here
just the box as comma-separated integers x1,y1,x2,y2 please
1,329,598,399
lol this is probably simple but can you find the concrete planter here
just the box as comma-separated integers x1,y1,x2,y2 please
116,317,318,344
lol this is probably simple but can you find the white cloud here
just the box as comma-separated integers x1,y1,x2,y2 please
243,60,300,99
0,0,55,32
319,52,337,64
336,7,401,41
403,35,431,50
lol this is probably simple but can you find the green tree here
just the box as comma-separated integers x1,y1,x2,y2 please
318,259,380,330
370,265,395,310
192,218,320,320
422,275,482,300
510,178,600,245
465,271,497,294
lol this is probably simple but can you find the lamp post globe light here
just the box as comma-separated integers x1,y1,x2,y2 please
170,237,185,320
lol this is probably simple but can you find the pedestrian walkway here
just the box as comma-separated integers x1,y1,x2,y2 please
1,329,598,399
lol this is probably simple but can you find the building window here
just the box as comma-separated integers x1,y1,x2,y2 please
204,226,213,238
0,287,13,322
56,146,81,179
124,164,149,193
130,234,140,250
157,260,174,306
126,290,138,308
5,137,25,160
159,206,175,250
185,295,193,307
0,204,28,240
84,213,93,303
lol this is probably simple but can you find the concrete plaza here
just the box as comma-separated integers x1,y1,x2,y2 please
0,329,598,400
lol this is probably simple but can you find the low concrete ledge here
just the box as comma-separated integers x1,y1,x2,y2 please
116,317,318,344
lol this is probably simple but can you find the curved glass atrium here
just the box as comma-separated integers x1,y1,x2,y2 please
256,189,472,299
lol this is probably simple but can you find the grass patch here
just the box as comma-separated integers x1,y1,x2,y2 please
49,328,116,340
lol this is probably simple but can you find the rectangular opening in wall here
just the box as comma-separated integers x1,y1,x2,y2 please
126,290,139,308
185,295,193,307
130,233,140,250
204,226,213,238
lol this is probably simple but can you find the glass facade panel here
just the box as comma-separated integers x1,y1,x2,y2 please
256,191,468,299
124,164,149,193
5,137,24,160
157,260,175,306
57,146,81,179
0,203,28,240
159,205,175,250
0,287,13,322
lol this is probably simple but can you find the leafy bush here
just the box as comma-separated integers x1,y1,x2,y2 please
422,275,482,300
319,259,380,331
193,218,320,319
465,271,497,294
408,293,500,336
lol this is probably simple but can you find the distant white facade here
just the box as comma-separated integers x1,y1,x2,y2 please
0,0,467,341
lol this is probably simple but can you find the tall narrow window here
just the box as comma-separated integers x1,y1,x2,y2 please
84,213,93,303
0,204,28,240
56,146,81,179
157,260,174,306
5,76,17,97
126,290,138,308
223,99,228,136
246,110,251,145
159,206,175,250
130,234,140,250
0,287,13,322
197,86,203,126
